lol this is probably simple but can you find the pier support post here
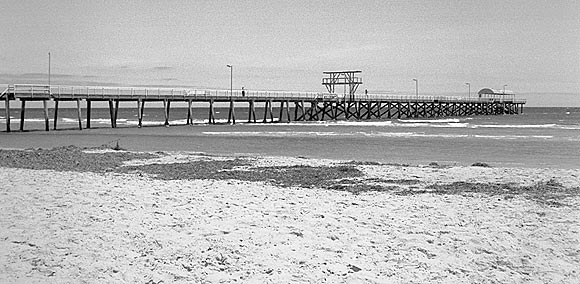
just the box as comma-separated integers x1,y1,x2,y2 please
375,102,381,119
86,100,91,129
227,99,236,124
189,100,194,124
108,100,115,128
54,100,59,130
308,101,317,121
137,99,142,127
114,100,119,128
163,100,170,126
4,93,10,132
285,100,291,122
269,100,274,122
248,100,256,123
19,100,26,131
76,99,83,130
139,100,145,127
187,100,193,125
278,101,291,123
208,99,215,124
43,100,49,131
335,100,345,119
345,102,351,120
263,100,274,123
263,101,269,122
294,101,305,121
397,102,402,118
278,101,285,122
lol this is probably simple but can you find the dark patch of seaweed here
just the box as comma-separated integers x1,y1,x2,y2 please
0,146,157,172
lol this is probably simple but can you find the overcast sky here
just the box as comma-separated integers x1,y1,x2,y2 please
1,0,578,106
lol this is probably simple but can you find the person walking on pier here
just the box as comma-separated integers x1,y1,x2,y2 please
242,87,246,97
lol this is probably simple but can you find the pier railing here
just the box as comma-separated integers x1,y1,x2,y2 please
6,84,526,103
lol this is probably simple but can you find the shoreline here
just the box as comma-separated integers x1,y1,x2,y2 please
1,124,579,169
1,146,580,282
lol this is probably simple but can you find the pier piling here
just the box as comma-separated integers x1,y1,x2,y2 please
187,100,192,125
76,99,82,130
228,99,236,124
208,99,215,124
19,100,26,131
43,100,49,131
86,100,91,129
54,100,59,130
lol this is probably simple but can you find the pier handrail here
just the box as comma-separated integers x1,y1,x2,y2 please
8,84,526,104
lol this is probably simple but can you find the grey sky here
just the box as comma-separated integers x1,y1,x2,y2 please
1,0,578,106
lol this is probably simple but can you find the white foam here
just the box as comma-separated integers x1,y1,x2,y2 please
431,123,470,128
24,118,50,122
473,124,557,129
398,118,462,123
560,125,580,130
328,120,394,127
202,131,342,137
369,132,469,139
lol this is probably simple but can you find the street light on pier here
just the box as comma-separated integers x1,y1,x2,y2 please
226,65,233,98
412,78,418,98
465,82,470,98
48,52,51,85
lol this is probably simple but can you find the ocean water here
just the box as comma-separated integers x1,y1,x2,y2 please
1,105,579,168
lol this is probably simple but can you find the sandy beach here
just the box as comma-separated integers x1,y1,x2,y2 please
3,0,579,282
0,146,579,283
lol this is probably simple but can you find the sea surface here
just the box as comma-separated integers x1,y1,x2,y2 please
1,105,579,168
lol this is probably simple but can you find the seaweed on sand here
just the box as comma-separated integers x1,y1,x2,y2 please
397,179,579,207
0,146,156,172
119,159,252,180
122,162,366,190
222,165,364,189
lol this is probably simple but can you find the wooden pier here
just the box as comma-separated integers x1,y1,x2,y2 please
1,84,526,132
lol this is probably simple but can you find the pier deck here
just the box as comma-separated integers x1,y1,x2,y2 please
2,84,526,132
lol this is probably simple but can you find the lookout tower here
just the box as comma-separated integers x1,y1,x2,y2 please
322,70,362,100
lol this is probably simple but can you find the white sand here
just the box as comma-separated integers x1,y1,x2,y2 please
1,153,579,283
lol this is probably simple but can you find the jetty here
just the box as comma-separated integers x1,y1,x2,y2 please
1,71,526,132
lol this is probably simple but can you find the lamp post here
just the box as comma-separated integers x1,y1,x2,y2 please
226,65,233,98
48,52,51,85
412,78,418,98
465,82,470,98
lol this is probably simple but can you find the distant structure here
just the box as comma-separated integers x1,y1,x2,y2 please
477,88,516,101
322,71,362,100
